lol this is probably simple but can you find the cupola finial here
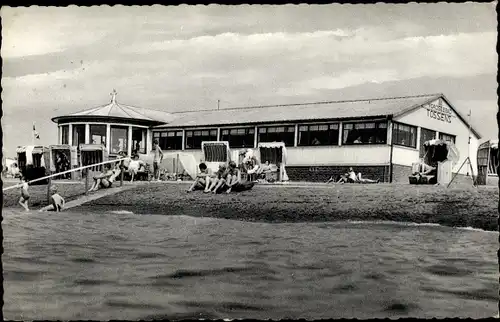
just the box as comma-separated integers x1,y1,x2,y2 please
110,89,117,103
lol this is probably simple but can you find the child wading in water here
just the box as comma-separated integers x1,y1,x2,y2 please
18,176,30,211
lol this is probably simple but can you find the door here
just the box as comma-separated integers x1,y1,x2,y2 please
419,128,436,158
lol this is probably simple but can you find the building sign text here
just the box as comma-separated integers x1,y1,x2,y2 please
425,101,453,123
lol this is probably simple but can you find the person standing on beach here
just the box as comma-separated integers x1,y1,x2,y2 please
18,176,30,211
151,139,163,181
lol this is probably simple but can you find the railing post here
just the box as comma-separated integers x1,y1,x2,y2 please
46,176,52,205
120,167,124,187
176,153,180,179
84,169,89,195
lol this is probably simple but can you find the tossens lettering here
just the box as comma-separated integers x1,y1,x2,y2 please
426,103,452,123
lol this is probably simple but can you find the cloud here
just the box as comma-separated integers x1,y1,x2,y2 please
122,29,495,94
1,4,497,156
1,7,111,58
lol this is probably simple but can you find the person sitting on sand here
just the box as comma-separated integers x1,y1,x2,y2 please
243,149,260,173
347,167,379,184
347,167,358,183
110,162,122,181
225,161,240,193
207,163,229,193
88,164,115,192
225,161,255,193
412,162,437,183
259,161,271,173
326,172,347,184
18,176,30,211
118,151,130,171
49,186,65,212
187,162,212,192
128,154,145,183
413,162,436,176
258,161,272,180
356,172,379,184
336,173,350,184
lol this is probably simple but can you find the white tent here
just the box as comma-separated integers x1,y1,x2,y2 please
141,152,198,180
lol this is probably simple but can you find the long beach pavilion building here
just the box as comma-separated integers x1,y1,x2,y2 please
52,92,482,183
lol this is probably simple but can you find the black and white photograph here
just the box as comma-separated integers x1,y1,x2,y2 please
1,3,498,320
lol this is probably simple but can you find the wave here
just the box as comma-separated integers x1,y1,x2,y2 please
345,220,496,233
346,220,442,227
456,226,496,233
109,210,135,215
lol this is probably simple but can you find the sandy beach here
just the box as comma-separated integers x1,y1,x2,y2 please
65,182,499,232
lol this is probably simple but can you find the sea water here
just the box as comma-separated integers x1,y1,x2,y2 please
3,208,498,320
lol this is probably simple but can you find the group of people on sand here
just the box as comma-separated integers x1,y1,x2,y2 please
187,161,255,194
90,139,160,191
326,167,380,184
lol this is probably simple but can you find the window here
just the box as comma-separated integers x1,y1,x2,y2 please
90,124,107,146
156,130,183,150
439,132,456,144
220,127,255,148
258,126,295,146
298,123,339,146
132,127,147,154
110,126,128,154
61,125,69,144
72,124,85,147
342,121,387,145
185,129,218,149
419,127,436,158
392,122,417,148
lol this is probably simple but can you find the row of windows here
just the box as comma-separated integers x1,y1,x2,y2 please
152,121,391,150
391,122,456,150
61,122,457,152
60,125,147,154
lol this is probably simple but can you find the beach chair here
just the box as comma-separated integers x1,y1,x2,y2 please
257,142,288,182
16,145,50,184
135,164,150,181
201,141,231,173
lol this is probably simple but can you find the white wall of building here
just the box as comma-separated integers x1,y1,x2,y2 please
394,98,480,174
392,146,420,167
178,145,390,166
286,145,391,166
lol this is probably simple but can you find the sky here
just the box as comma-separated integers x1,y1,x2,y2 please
1,3,498,157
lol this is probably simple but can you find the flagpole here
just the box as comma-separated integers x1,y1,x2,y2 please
32,122,35,146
